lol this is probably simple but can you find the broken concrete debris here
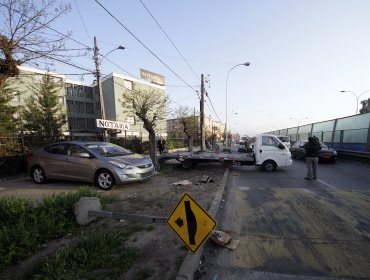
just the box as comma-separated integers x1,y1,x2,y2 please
210,230,240,250
200,175,214,183
171,179,192,186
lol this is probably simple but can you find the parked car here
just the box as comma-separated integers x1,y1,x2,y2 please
290,140,337,163
27,141,155,190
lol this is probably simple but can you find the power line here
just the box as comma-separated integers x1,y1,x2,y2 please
19,46,95,73
101,56,138,79
93,0,198,95
205,94,223,123
138,0,199,82
73,0,93,45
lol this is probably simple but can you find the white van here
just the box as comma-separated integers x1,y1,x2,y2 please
253,134,292,171
276,135,291,149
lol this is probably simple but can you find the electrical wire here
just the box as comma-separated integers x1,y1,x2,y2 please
101,56,138,79
73,0,93,44
93,0,198,95
19,46,95,73
138,0,200,82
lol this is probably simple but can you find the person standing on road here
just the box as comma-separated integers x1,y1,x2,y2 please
303,136,322,180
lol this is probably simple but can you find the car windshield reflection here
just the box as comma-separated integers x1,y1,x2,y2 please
85,144,133,157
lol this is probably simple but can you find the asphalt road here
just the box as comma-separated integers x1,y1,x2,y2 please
197,159,370,280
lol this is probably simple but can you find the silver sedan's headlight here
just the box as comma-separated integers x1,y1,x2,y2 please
108,161,133,169
333,151,337,155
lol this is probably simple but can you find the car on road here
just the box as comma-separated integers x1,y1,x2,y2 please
290,140,337,163
27,141,155,190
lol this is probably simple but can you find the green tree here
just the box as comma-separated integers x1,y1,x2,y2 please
22,74,66,144
0,81,17,135
359,98,370,114
0,80,21,155
121,88,166,171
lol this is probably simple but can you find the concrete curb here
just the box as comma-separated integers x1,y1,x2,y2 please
176,167,230,280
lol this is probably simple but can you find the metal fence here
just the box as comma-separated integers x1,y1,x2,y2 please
268,113,370,153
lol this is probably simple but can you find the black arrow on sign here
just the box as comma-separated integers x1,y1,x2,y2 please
184,200,197,245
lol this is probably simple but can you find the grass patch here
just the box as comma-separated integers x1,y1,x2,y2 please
0,186,111,271
31,229,137,279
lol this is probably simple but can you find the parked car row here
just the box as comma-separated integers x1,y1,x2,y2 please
27,141,155,190
290,140,338,163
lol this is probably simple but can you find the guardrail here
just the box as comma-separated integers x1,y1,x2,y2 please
337,149,370,158
336,149,370,163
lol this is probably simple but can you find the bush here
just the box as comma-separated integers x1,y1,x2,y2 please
0,154,27,179
0,187,110,270
111,137,149,154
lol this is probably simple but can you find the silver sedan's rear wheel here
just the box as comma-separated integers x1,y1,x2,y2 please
32,166,47,184
95,169,115,190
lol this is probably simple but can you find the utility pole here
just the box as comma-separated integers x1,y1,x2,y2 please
200,74,205,151
94,36,108,142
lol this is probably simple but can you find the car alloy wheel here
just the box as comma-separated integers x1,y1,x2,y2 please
95,169,115,190
32,166,46,184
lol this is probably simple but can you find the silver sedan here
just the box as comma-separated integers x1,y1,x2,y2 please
27,141,155,190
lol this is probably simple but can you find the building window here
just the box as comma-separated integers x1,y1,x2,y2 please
76,118,86,130
86,103,94,114
124,80,133,90
75,101,85,114
66,100,74,113
86,118,96,131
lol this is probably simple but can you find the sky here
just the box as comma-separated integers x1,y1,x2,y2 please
39,0,370,136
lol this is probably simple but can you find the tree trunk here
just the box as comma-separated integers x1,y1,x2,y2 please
149,131,160,171
188,136,193,152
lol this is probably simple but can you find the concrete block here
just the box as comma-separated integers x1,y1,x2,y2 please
74,197,102,226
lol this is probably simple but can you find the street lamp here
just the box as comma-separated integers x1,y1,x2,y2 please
225,62,250,147
94,36,125,142
340,90,370,114
289,117,308,141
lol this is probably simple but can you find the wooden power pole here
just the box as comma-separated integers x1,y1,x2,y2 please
200,74,205,151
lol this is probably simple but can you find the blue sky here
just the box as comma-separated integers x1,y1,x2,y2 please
48,0,370,136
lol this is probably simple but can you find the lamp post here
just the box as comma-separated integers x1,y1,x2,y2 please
340,90,370,114
225,62,250,147
94,36,125,142
289,117,308,141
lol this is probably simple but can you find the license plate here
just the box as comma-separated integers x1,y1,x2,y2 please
323,155,330,159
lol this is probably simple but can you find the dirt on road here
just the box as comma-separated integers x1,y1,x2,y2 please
0,160,226,280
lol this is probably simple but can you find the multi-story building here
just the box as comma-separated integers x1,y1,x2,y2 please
7,66,166,140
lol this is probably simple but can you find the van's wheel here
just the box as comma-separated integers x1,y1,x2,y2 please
181,159,193,169
95,169,115,190
262,160,277,172
32,166,47,184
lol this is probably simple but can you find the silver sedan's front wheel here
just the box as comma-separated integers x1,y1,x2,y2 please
94,169,115,190
32,166,46,184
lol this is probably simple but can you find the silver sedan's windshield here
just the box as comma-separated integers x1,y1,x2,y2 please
85,144,133,157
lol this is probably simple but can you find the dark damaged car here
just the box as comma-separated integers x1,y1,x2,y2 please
290,140,337,163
